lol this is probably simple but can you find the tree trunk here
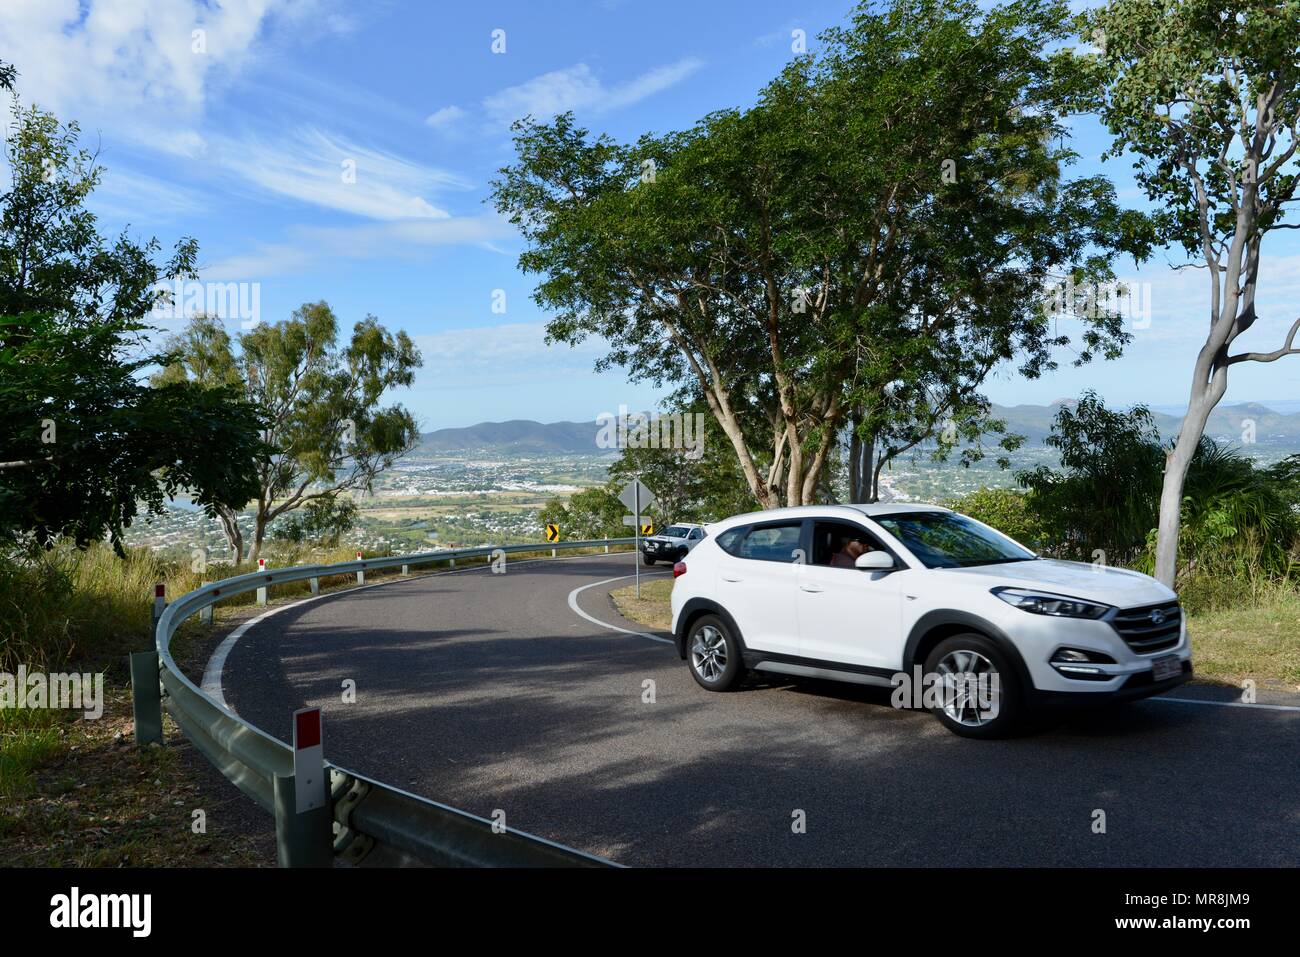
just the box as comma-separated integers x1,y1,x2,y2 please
216,507,244,566
848,416,875,503
1154,388,1219,586
247,525,266,564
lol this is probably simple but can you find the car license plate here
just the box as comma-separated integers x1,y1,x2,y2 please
1151,655,1180,682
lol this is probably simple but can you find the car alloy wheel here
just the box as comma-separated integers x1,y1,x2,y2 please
934,649,1000,728
691,624,728,683
923,634,1021,738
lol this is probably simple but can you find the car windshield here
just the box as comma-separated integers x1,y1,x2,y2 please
873,512,1035,569
662,526,690,538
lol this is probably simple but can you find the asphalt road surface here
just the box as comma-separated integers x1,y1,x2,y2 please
217,553,1299,866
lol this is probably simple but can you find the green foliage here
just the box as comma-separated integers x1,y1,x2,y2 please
943,487,1046,551
1018,392,1164,564
1086,0,1300,260
271,496,359,547
538,483,625,540
0,104,264,553
1153,442,1299,581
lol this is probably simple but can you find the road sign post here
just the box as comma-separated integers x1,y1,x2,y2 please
618,479,656,599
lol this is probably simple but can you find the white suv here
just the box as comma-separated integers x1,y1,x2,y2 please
668,504,1192,738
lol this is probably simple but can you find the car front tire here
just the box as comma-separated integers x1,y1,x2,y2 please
642,554,655,566
923,634,1022,739
687,614,746,691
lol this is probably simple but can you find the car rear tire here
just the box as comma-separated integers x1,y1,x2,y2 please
687,614,746,692
923,634,1022,739
642,555,655,566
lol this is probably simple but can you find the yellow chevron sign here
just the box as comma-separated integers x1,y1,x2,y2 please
640,523,654,536
545,523,560,543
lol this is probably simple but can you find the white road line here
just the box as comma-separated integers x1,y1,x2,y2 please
567,574,674,644
1149,696,1300,713
201,550,638,709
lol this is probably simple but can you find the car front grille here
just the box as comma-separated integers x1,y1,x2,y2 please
1111,601,1182,654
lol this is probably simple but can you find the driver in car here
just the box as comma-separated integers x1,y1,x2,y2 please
829,539,867,568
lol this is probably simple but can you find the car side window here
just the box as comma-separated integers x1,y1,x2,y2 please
689,528,703,540
812,520,885,568
715,527,744,554
733,523,803,563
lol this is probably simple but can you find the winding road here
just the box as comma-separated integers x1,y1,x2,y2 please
212,552,1299,866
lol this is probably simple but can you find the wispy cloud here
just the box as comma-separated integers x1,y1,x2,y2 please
424,105,466,129
482,58,704,125
214,127,472,220
199,215,513,278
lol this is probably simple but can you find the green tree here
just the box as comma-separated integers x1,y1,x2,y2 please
538,483,625,540
0,102,263,553
492,0,1150,510
1086,0,1300,586
271,496,359,548
1018,392,1164,564
944,487,1046,552
158,304,422,562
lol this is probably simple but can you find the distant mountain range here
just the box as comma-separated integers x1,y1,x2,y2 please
416,419,607,455
416,402,1300,458
993,400,1300,446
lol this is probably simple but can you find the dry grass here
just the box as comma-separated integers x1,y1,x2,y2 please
610,578,674,632
0,686,272,867
1188,591,1300,689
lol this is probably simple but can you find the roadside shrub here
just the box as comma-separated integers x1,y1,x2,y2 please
944,487,1046,550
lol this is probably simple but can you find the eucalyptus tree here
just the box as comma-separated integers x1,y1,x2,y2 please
1087,0,1300,586
158,303,422,562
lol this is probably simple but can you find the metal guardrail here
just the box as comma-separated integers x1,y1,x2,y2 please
133,539,636,867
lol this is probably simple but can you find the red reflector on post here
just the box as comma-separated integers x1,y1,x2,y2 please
673,561,687,578
154,583,165,598
294,708,321,750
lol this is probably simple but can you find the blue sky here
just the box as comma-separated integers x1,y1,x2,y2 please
2,0,1298,430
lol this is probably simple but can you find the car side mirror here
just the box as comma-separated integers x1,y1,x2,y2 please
854,550,895,571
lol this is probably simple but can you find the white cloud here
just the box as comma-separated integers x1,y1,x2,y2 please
89,167,209,222
482,59,703,125
0,0,352,156
425,105,466,129
409,322,608,393
199,215,513,278
214,127,472,220
0,0,301,116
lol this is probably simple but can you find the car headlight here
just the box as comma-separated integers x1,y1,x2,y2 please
992,587,1110,619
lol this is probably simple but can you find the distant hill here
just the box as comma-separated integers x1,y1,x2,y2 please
415,402,1300,459
992,400,1300,446
416,419,608,455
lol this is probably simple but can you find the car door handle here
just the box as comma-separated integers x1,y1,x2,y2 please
799,583,824,593
721,575,743,583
